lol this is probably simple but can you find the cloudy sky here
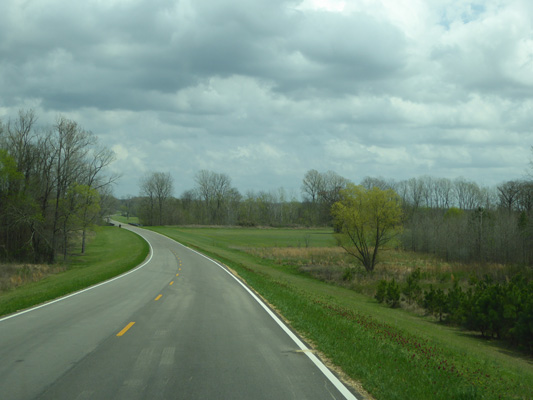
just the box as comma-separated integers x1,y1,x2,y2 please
1,0,532,198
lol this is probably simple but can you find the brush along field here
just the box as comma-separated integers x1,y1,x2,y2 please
248,245,521,298
150,226,533,400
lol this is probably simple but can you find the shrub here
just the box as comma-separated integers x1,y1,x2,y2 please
422,285,447,321
444,281,466,324
402,267,422,305
386,278,401,308
375,280,388,303
342,267,354,281
375,279,401,308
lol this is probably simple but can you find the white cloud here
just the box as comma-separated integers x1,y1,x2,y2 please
296,0,346,13
0,0,531,196
324,139,369,160
110,143,147,173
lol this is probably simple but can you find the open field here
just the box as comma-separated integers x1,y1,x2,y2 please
148,226,533,400
0,226,149,317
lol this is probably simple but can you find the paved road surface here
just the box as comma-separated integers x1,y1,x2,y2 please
0,224,358,399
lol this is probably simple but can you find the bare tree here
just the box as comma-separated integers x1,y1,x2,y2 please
361,176,395,191
4,109,38,191
194,170,233,224
51,117,97,261
434,177,454,209
319,171,349,205
454,177,482,210
516,181,533,213
497,180,522,212
301,169,323,203
139,171,174,225
404,177,424,209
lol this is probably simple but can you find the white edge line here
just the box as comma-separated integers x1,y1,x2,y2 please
150,230,359,400
0,230,154,323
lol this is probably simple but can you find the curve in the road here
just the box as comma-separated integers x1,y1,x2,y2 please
0,224,360,400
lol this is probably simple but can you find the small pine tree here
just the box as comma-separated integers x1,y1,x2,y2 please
375,280,388,303
402,268,422,305
386,279,401,308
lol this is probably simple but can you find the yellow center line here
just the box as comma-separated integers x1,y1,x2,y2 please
117,322,135,337
176,273,179,277
170,281,174,285
155,294,163,301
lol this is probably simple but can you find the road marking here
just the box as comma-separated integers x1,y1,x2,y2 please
176,273,179,277
169,281,174,285
155,294,162,301
117,322,135,337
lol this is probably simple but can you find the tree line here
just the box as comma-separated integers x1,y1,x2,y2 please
0,110,116,263
132,166,533,265
131,169,350,227
397,177,533,266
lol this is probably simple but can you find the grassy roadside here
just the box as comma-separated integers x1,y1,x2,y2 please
0,226,149,317
147,226,533,400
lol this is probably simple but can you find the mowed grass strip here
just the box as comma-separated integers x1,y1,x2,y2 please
0,226,149,317
148,226,533,400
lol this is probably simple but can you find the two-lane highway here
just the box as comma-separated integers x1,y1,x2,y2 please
0,225,358,399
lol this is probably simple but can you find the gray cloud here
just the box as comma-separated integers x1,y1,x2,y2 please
1,0,532,197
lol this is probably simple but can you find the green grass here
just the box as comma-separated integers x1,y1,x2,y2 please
147,226,533,400
111,214,140,225
0,226,149,317
168,226,336,248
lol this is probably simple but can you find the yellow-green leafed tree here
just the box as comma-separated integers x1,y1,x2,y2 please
332,183,403,272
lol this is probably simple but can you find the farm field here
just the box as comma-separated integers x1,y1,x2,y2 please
148,226,533,400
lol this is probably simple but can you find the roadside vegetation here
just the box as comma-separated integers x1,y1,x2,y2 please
147,226,533,400
0,226,149,317
0,110,118,264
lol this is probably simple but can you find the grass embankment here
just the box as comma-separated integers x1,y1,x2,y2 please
147,226,533,400
0,226,149,317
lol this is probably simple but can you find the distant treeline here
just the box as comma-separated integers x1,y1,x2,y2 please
129,168,533,266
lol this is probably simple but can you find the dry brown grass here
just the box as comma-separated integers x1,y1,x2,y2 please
246,246,351,266
0,263,66,292
242,246,526,298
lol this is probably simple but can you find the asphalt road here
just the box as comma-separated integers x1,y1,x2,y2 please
0,224,358,400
